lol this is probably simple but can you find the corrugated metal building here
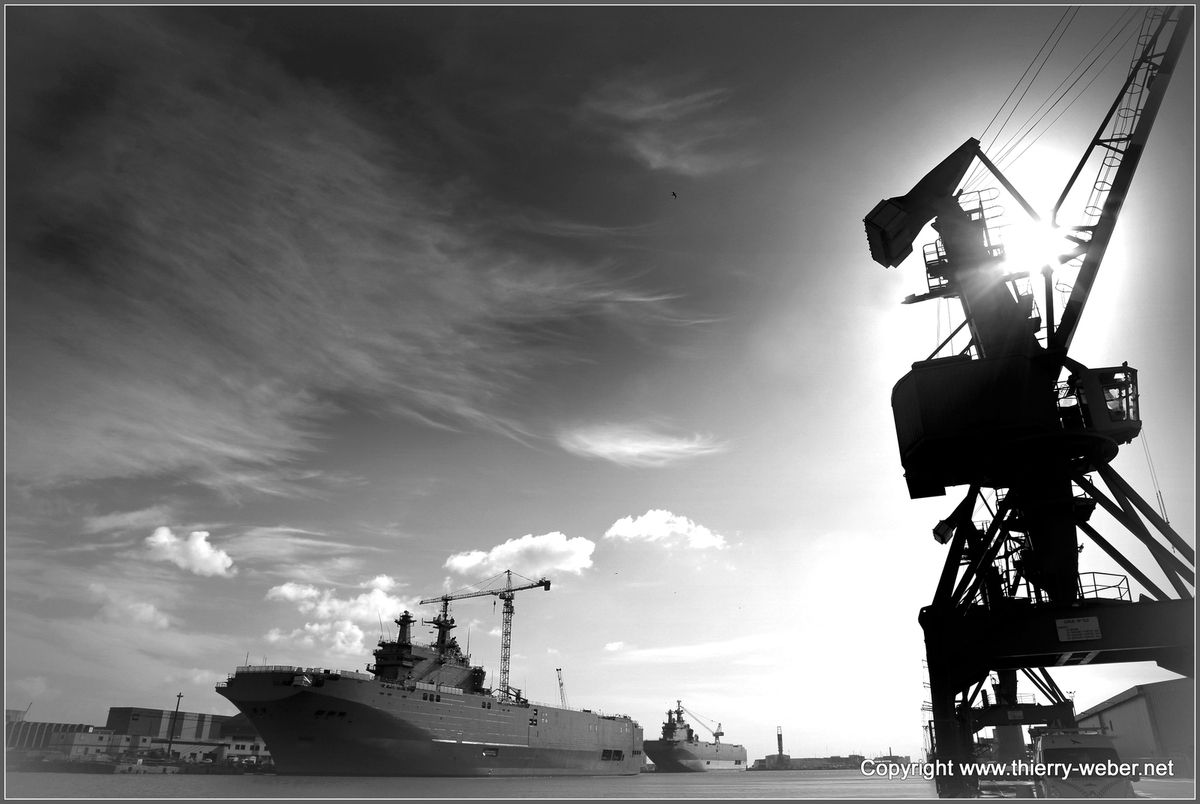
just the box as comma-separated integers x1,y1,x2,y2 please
105,707,225,742
1075,678,1194,776
5,721,98,751
8,708,270,765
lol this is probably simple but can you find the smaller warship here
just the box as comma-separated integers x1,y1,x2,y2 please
642,701,747,772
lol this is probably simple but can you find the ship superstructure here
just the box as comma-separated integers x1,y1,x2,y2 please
642,701,746,772
216,574,643,776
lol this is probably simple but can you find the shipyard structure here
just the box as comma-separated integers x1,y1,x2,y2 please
5,705,270,770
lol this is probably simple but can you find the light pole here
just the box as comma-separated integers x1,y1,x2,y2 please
165,692,182,760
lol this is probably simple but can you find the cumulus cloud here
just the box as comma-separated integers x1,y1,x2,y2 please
604,641,626,651
604,509,727,550
144,527,236,577
444,532,595,578
265,620,366,658
557,424,726,467
361,575,397,592
88,582,172,629
264,575,420,659
265,578,415,623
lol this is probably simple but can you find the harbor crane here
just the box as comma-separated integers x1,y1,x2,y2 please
675,701,725,744
419,570,551,700
863,7,1193,797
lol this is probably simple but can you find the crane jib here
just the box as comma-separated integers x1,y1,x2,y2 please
416,571,552,702
1050,6,1193,352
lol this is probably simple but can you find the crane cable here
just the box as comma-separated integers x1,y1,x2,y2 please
984,8,1141,185
682,704,722,737
1140,425,1170,526
989,8,1131,165
994,18,1139,187
980,9,1078,172
964,7,1141,193
963,7,1077,191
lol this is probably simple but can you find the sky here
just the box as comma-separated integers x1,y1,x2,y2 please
5,4,1195,767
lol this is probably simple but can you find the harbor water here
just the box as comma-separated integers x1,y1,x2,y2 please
6,768,937,799
6,769,1195,799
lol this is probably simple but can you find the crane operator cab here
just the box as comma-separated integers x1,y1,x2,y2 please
1057,364,1142,445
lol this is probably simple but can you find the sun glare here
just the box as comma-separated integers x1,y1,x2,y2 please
999,218,1074,274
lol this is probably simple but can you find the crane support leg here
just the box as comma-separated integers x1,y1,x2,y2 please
924,627,985,797
922,597,1193,795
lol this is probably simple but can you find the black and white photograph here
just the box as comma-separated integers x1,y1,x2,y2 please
5,3,1195,800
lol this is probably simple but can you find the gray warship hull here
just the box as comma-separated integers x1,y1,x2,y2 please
217,666,643,776
643,738,747,772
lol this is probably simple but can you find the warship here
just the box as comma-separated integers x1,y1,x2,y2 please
643,701,747,772
216,575,643,776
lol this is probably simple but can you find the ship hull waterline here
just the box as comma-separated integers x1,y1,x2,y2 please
218,667,643,777
643,740,748,773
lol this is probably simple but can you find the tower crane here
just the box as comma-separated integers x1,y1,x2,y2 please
556,667,569,708
419,570,551,701
862,7,1193,797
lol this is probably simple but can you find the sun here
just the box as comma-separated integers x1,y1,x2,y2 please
977,140,1129,325
998,218,1076,275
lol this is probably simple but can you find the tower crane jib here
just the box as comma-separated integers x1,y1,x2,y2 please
418,570,551,701
556,667,569,708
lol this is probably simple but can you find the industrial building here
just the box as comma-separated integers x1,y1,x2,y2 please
48,730,154,760
5,710,96,752
5,706,270,767
1075,678,1194,777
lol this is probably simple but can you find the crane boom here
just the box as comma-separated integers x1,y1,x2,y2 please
678,701,724,743
418,570,551,700
1049,6,1194,351
556,667,569,708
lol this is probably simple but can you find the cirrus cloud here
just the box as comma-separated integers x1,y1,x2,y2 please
6,8,689,503
557,423,726,467
580,73,758,176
